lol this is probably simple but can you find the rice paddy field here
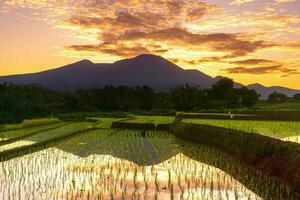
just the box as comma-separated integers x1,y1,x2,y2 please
183,119,300,143
123,116,175,124
0,115,299,199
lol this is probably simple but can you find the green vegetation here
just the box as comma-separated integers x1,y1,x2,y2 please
57,112,129,121
124,115,175,124
0,122,93,157
293,93,300,100
183,119,300,139
0,129,296,199
255,101,300,110
268,91,289,103
0,107,300,199
170,122,300,194
0,122,66,142
251,91,300,110
0,118,60,132
91,117,129,128
0,78,262,124
178,109,300,121
169,78,259,111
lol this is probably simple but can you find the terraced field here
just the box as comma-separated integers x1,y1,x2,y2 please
93,117,129,128
1,129,295,200
183,119,300,142
0,118,60,132
0,123,92,153
0,122,66,143
0,116,299,199
123,115,175,124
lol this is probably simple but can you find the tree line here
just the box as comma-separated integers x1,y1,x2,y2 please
0,78,272,123
267,91,300,104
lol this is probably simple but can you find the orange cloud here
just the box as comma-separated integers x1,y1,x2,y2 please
224,57,300,77
224,65,299,77
230,59,274,65
230,0,256,5
2,0,300,88
67,27,273,59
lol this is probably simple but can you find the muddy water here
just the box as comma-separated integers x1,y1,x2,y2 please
0,129,296,199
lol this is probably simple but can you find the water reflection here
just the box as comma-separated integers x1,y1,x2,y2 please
0,129,297,199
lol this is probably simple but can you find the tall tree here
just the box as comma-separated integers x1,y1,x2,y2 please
212,78,234,100
268,92,288,103
169,84,204,111
293,93,300,101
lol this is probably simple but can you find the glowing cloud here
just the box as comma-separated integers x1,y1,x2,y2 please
1,0,300,89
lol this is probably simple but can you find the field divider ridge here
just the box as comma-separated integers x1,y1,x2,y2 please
0,126,100,162
0,122,70,146
111,121,170,131
176,111,300,121
169,121,300,196
0,119,61,133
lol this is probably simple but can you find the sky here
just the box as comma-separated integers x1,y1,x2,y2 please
0,0,300,89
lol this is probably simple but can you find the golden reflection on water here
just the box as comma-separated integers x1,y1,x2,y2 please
0,147,260,200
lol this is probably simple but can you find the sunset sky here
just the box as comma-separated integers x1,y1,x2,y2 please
0,0,300,89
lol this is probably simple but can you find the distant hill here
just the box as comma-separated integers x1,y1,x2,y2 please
0,54,299,98
0,54,214,91
247,84,300,100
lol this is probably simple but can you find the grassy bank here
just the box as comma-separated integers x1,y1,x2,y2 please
111,121,170,130
0,122,68,145
177,110,300,121
0,118,60,132
0,123,96,162
255,101,300,110
183,119,300,139
169,122,300,195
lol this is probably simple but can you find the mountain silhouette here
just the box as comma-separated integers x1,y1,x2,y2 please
0,54,299,98
0,54,214,91
247,83,300,100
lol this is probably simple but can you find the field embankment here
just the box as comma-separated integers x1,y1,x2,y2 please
178,109,300,121
183,119,300,140
0,122,97,161
0,118,60,132
179,139,296,199
169,122,300,195
106,114,300,196
0,122,68,145
110,115,174,130
111,121,170,130
1,114,300,197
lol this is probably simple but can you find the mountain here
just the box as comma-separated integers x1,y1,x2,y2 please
247,84,300,100
0,54,214,91
0,54,299,98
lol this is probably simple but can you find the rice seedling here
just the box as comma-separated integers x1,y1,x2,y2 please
0,122,92,154
0,122,67,142
94,117,133,129
0,118,60,132
0,128,295,199
123,115,175,124
183,118,300,141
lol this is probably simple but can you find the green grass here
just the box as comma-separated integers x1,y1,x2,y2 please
0,118,60,132
183,118,300,139
124,115,175,124
96,117,129,128
0,115,299,198
0,122,92,153
255,101,300,110
0,128,295,199
85,117,131,128
0,122,67,142
179,112,252,116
